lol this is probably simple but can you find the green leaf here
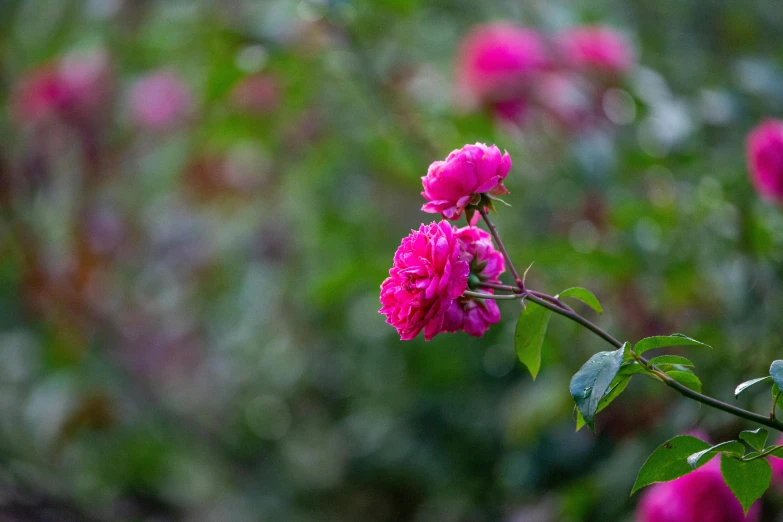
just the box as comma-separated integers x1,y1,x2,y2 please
634,334,710,356
773,384,783,411
570,344,627,430
771,360,783,389
557,287,603,315
686,440,745,469
617,360,645,377
631,435,711,494
720,455,771,515
514,302,551,380
666,370,702,392
575,375,631,431
734,376,773,398
739,428,768,452
646,355,694,367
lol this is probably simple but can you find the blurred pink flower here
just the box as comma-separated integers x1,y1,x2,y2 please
128,70,193,130
455,23,550,120
442,227,505,337
421,143,511,221
379,222,470,341
746,120,783,203
231,74,280,114
637,459,759,522
770,435,783,487
557,26,634,74
13,50,112,125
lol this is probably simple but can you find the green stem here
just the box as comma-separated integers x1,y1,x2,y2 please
463,290,523,301
524,292,783,433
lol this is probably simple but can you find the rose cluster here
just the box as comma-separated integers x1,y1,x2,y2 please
380,143,510,340
455,23,634,131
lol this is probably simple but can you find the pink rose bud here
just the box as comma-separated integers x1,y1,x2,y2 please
637,459,760,522
455,23,550,121
442,226,505,337
379,222,470,341
422,143,512,222
746,120,783,203
128,70,193,130
557,26,634,74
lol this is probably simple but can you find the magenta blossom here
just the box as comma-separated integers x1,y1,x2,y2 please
128,70,193,130
442,227,505,337
557,26,634,74
455,23,550,121
771,435,783,488
637,459,759,522
746,120,783,203
379,221,470,341
422,143,512,222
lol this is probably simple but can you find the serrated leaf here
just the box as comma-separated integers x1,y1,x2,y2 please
771,360,783,389
666,370,702,392
575,374,631,431
570,344,627,430
720,455,771,515
514,301,551,380
557,287,603,315
646,355,695,367
734,376,773,398
634,334,711,356
631,435,711,494
739,428,768,452
686,440,745,469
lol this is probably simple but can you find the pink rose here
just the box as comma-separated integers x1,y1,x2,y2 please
128,70,193,130
379,221,470,341
746,120,783,203
557,26,634,74
442,227,505,337
455,23,550,121
421,143,512,222
637,459,759,522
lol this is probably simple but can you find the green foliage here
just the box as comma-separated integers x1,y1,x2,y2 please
686,440,745,469
557,287,603,315
633,334,710,356
771,360,783,389
665,370,702,392
569,343,627,430
514,301,551,380
734,376,772,398
739,428,768,452
720,455,771,515
646,355,694,367
574,374,631,431
632,436,711,494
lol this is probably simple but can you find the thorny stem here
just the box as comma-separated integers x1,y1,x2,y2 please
463,290,524,301
476,211,783,433
479,207,524,290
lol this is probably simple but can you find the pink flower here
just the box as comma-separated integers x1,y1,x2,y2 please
379,222,470,341
128,70,193,130
455,23,550,120
422,143,512,221
637,459,759,522
442,227,505,337
12,50,112,125
557,26,634,74
770,435,783,488
231,74,280,114
746,120,783,203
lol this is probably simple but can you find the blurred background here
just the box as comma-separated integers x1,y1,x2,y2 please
1,0,783,521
